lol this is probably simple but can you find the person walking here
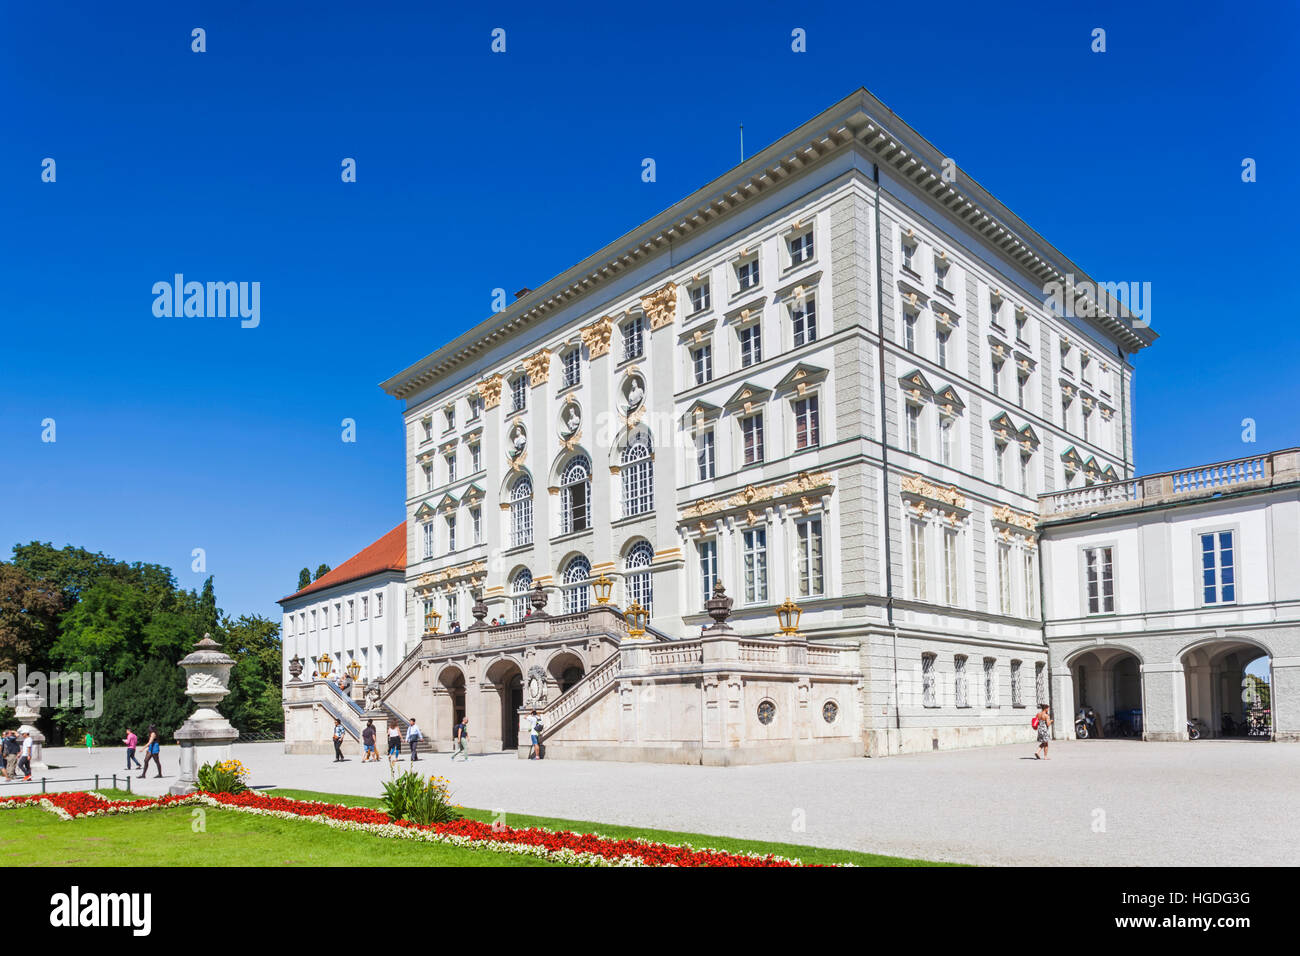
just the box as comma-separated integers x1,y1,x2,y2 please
406,718,423,762
361,720,377,762
1034,703,1053,759
84,732,94,753
331,718,345,762
123,728,141,770
387,720,401,767
139,725,163,778
450,717,469,761
527,709,542,760
2,731,19,780
19,732,33,781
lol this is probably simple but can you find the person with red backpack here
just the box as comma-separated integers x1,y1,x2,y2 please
1033,703,1053,759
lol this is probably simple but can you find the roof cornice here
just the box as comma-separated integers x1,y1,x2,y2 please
381,88,1156,403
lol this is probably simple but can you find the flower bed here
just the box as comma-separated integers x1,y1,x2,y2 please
0,790,839,867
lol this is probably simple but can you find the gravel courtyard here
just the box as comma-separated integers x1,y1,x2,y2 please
12,739,1297,866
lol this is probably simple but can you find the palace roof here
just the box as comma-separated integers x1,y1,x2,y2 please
279,523,406,604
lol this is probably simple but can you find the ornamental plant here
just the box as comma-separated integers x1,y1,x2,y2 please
380,771,461,825
196,759,249,794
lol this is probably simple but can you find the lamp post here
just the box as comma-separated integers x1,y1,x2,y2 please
346,658,362,682
429,608,442,635
317,652,333,681
625,600,649,639
775,598,803,636
592,573,614,606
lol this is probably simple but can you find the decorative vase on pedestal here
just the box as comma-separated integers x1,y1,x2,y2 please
12,683,48,773
170,633,240,795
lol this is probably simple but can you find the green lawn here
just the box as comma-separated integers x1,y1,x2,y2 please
0,787,948,867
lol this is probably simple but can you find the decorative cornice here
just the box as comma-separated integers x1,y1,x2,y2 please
680,471,833,520
900,474,967,510
992,504,1037,532
414,559,487,592
522,348,552,386
478,374,503,410
580,316,614,359
641,282,678,331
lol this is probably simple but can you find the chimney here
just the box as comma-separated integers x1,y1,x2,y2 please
513,288,532,300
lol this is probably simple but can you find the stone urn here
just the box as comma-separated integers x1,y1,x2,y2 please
12,683,48,773
529,582,550,619
170,633,240,795
288,655,304,683
705,580,734,633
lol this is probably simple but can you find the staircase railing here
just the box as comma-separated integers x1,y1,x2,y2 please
536,652,622,732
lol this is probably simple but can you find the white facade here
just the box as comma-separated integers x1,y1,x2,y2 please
377,89,1156,757
1040,449,1300,741
280,572,407,683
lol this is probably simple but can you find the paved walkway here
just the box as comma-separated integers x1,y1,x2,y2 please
10,740,1298,865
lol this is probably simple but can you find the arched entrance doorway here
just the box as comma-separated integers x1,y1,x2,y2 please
548,651,585,694
1181,639,1272,739
485,659,524,750
437,666,466,750
1068,647,1144,738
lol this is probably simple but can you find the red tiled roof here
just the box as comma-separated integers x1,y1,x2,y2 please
279,523,406,603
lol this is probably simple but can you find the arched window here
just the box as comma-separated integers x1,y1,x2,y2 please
562,555,592,614
510,477,533,548
625,540,654,613
561,455,591,534
621,435,654,517
511,568,533,623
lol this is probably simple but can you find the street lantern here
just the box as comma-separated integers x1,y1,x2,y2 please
625,600,648,638
775,598,802,635
429,608,442,635
346,658,362,681
317,652,333,680
593,573,614,605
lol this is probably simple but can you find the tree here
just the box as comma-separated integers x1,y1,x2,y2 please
219,614,283,735
0,562,67,675
89,657,189,743
297,567,311,591
313,564,332,581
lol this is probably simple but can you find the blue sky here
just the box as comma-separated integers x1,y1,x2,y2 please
2,1,1296,619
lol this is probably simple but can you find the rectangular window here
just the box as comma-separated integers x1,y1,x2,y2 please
1035,662,1047,707
922,653,938,707
796,517,824,597
788,230,814,265
471,443,481,473
421,419,432,442
997,542,1013,615
471,506,482,544
741,414,764,465
1023,550,1038,618
423,463,433,491
468,395,482,421
935,257,951,291
445,452,456,484
1083,409,1091,442
904,312,916,351
445,593,459,628
909,519,927,601
991,358,1003,396
939,416,954,466
983,657,997,708
1084,546,1115,614
511,376,528,413
937,329,949,368
697,430,716,480
690,281,711,314
376,593,384,618
794,396,820,449
943,527,959,606
444,408,455,431
742,528,769,604
692,344,713,385
361,596,368,620
901,235,917,273
623,315,645,361
1200,531,1236,604
422,599,434,633
421,521,433,560
699,539,718,606
446,515,457,552
347,600,354,624
955,655,969,708
1010,660,1023,707
563,349,581,388
739,324,762,367
906,403,922,454
995,442,1007,486
791,296,817,347
1017,373,1028,407
1020,453,1031,495
737,257,760,291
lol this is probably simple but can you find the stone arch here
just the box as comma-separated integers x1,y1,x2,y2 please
1065,644,1145,736
434,664,466,748
1178,635,1273,739
545,648,588,694
547,443,594,487
484,656,525,750
500,467,535,500
606,422,655,469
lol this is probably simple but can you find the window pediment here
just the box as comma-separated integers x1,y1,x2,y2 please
988,411,1017,440
414,501,437,520
678,317,718,344
682,399,722,428
724,296,767,324
1060,446,1084,469
934,385,965,415
773,271,822,303
724,381,772,412
898,368,936,401
1017,424,1041,451
774,363,828,396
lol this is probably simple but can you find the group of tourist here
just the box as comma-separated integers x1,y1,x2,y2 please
1,730,33,781
332,714,475,763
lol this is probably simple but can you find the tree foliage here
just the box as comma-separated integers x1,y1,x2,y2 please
313,564,331,581
297,567,311,591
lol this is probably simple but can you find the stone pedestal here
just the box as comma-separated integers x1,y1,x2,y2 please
170,634,240,795
12,684,48,773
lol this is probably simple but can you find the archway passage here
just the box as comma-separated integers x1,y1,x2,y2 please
1182,639,1272,739
1069,648,1143,738
485,659,524,750
548,651,586,694
437,667,467,749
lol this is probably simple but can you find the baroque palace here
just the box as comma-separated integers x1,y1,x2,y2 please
279,89,1300,761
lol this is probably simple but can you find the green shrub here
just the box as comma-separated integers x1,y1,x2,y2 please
197,759,249,794
380,771,460,825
